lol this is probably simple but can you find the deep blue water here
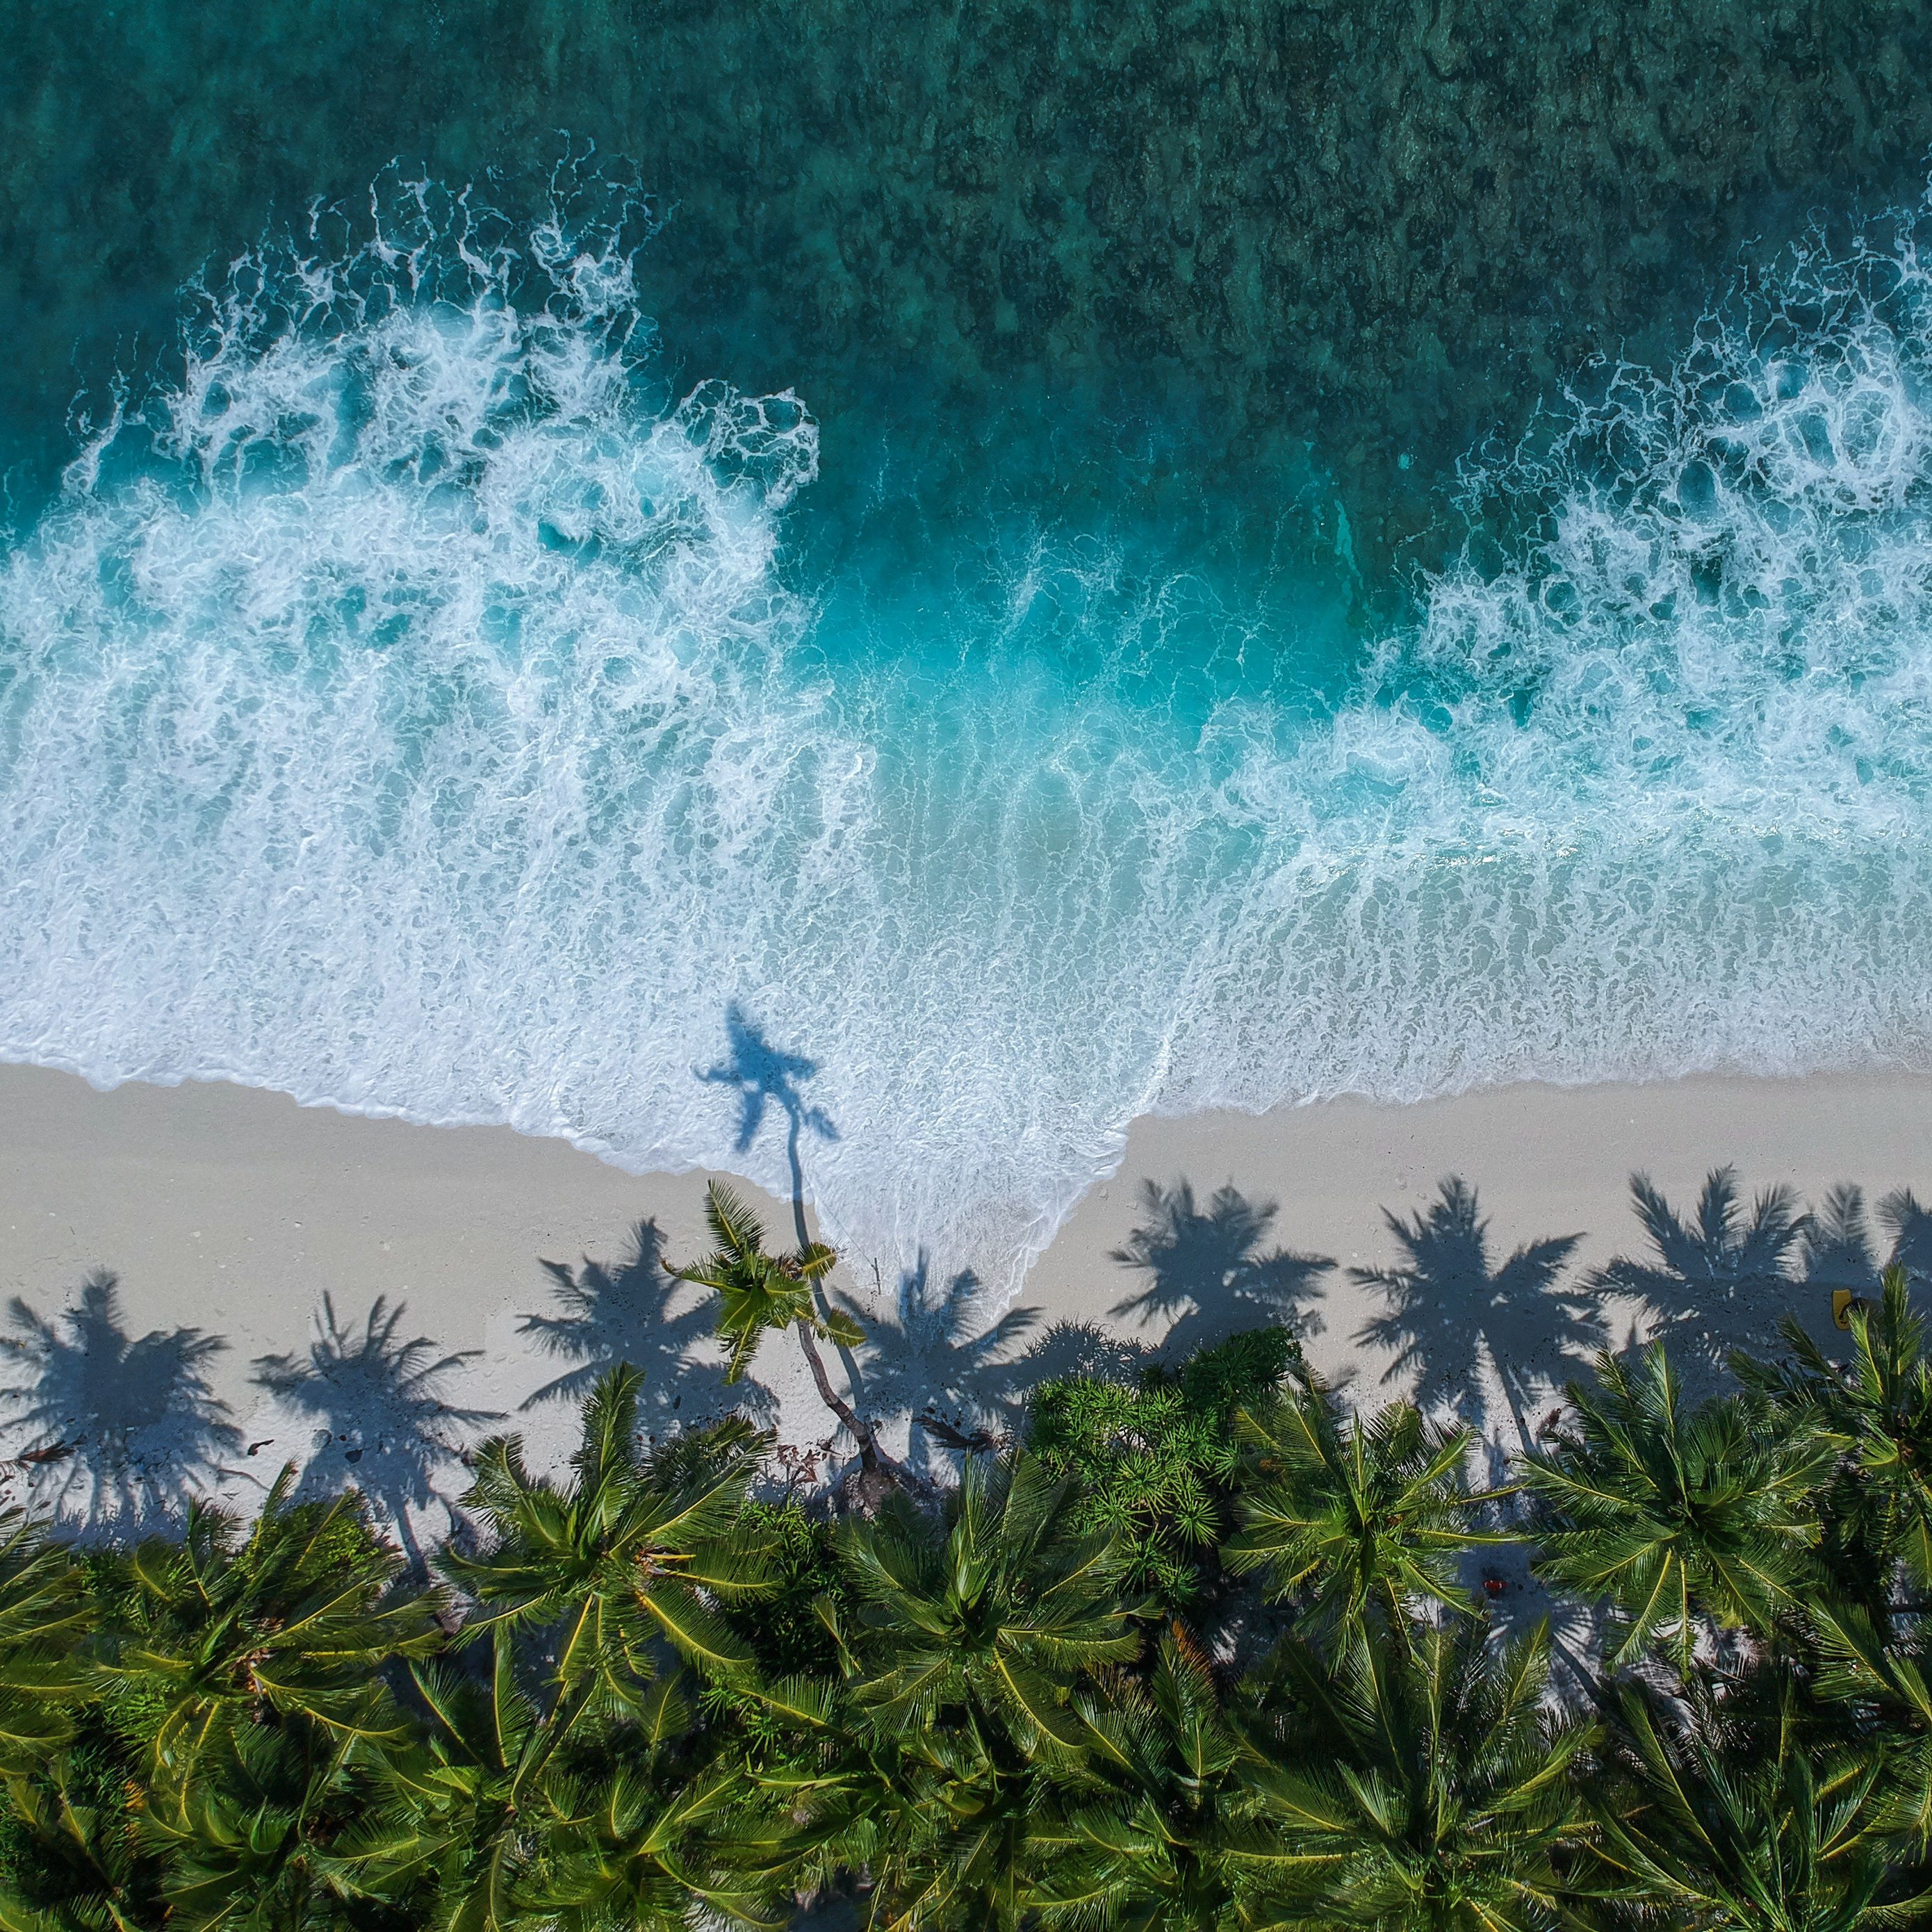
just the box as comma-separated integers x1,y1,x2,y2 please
5,10,1932,1291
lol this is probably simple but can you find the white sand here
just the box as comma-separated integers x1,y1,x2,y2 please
3,1060,1929,1537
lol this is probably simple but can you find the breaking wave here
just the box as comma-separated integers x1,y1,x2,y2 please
5,174,1932,1295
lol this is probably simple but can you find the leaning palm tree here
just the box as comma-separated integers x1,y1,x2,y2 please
673,1181,898,1491
1239,1619,1594,1932
1519,1343,1830,1673
1742,1266,1932,1605
443,1364,772,1714
1587,1676,1922,1932
1223,1373,1514,1639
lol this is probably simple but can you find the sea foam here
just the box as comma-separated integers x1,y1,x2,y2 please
4,181,1932,1298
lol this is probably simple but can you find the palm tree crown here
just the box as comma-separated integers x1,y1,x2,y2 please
1520,1343,1829,1670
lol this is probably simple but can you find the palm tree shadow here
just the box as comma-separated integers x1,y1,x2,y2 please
0,1271,242,1538
253,1295,502,1570
1584,1165,1823,1382
1352,1177,1595,1447
1007,1319,1156,1390
698,1001,837,1248
1108,1179,1332,1356
830,1253,1040,1474
517,1219,780,1434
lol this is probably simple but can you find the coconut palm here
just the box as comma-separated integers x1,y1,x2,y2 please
327,1631,575,1932
1239,1619,1592,1932
836,1449,1141,1753
672,1182,897,1490
534,1751,783,1932
1587,1676,1921,1932
1741,1266,1932,1605
1519,1343,1830,1672
0,1512,92,1774
1222,1374,1514,1638
442,1364,772,1715
99,1469,443,1801
1027,1632,1263,1932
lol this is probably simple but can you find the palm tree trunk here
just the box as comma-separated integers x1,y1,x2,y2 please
794,1320,908,1488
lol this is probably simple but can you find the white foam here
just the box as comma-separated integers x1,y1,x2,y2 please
6,186,1932,1300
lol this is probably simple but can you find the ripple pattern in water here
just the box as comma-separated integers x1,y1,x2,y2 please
5,186,1932,1294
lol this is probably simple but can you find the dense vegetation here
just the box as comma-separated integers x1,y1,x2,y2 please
6,1181,1932,1931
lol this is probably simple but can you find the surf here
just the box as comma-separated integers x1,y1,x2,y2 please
3,174,1932,1300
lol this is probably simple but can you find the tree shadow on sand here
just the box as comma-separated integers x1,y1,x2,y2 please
829,1253,1040,1475
1585,1167,1826,1383
1797,1183,1932,1295
254,1295,502,1571
1109,1179,1332,1356
516,1219,778,1434
0,1272,242,1537
698,1001,837,1252
1352,1177,1597,1449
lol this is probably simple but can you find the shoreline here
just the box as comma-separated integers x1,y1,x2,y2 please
3,1060,1929,1532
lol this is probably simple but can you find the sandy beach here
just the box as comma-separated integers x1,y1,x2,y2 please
3,1059,1930,1537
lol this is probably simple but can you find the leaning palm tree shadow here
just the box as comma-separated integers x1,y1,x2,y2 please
1352,1177,1596,1448
0,1272,242,1537
253,1295,502,1570
1585,1165,1822,1380
516,1219,778,1432
1109,1179,1332,1355
829,1253,1040,1474
698,1001,837,1252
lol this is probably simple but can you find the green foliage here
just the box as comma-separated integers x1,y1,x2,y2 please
1027,1327,1300,1605
1224,1371,1514,1638
17,1220,1932,1930
1521,1343,1830,1671
723,1500,847,1681
670,1184,857,1386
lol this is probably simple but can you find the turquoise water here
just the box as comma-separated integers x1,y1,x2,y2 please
6,10,1932,1291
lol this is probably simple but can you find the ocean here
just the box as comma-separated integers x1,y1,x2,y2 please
4,3,1932,1295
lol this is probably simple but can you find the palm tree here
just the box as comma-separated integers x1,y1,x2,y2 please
1027,1632,1261,1932
1222,1374,1514,1639
1742,1266,1932,1607
443,1364,772,1717
1239,1619,1593,1932
671,1182,897,1493
836,1450,1142,1753
0,1511,92,1775
1587,1168,1810,1375
1587,1676,1922,1932
1518,1343,1830,1673
99,1469,444,1801
800,1452,1143,1929
327,1631,575,1932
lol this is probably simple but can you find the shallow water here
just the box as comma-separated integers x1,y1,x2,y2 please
5,6,1932,1293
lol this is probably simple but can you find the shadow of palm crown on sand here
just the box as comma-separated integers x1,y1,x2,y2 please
6,1014,1929,1531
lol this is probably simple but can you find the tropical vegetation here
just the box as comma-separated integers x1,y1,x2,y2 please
3,1171,1932,1929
